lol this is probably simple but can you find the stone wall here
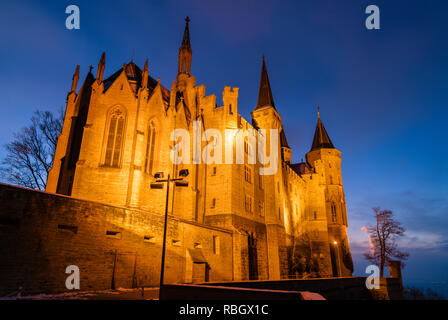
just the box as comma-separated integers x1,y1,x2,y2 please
200,277,403,300
0,183,233,296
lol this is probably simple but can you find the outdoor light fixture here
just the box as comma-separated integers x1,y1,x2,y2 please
333,241,338,245
153,170,190,300
154,172,164,179
179,169,189,177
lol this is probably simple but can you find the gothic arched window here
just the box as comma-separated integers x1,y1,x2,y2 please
104,108,126,167
145,121,157,174
331,203,337,223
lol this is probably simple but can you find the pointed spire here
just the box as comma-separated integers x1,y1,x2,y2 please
254,56,276,111
142,59,149,89
181,16,191,50
310,108,335,151
70,65,80,93
178,17,192,75
96,52,106,83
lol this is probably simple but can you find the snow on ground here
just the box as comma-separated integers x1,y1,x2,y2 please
1,287,159,300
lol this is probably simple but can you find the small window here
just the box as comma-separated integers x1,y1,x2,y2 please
106,230,121,239
211,198,216,208
314,211,317,220
172,239,181,247
58,224,78,234
213,236,220,255
212,167,217,176
194,242,202,249
144,235,155,243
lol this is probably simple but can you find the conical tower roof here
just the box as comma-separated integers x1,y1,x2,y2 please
310,109,335,151
254,56,276,111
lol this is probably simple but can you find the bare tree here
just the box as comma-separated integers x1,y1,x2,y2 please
364,207,409,278
0,110,63,190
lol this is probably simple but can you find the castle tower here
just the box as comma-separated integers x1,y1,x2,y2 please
251,57,288,280
306,107,352,277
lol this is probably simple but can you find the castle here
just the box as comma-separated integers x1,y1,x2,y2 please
0,18,353,294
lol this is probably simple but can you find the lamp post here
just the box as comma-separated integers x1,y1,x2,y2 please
150,169,189,300
332,240,341,277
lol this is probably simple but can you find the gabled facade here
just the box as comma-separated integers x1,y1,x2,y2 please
46,17,353,281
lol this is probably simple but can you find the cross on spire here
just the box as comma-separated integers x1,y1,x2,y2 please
181,16,191,49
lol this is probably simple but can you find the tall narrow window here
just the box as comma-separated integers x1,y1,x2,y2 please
104,109,125,167
244,166,252,183
213,236,220,255
245,195,253,213
259,201,265,217
331,203,337,223
145,121,157,174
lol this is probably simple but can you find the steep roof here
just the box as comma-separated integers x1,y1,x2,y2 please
310,116,335,151
102,61,170,102
290,162,314,176
254,56,276,111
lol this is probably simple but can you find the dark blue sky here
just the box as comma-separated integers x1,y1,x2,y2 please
1,0,447,293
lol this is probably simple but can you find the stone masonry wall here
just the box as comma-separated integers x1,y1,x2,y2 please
0,183,233,296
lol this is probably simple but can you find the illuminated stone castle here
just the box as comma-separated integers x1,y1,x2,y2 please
44,17,352,283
